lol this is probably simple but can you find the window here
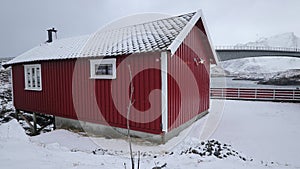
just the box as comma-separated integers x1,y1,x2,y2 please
90,59,116,79
24,64,42,91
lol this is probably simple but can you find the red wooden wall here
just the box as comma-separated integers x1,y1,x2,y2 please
12,52,162,134
167,23,212,130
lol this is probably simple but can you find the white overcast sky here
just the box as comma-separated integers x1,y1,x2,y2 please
0,0,300,57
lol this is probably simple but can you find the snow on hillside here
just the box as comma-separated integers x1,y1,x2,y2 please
1,100,300,169
235,69,300,80
236,32,300,48
271,69,300,79
219,57,300,75
0,67,13,124
256,69,300,86
211,64,230,76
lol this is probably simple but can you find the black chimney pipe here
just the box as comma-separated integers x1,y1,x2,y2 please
46,28,57,43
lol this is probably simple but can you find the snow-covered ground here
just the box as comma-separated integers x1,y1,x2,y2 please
1,100,299,169
210,100,300,168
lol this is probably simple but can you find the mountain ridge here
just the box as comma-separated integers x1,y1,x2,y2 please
235,32,300,48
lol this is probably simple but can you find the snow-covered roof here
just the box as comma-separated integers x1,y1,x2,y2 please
4,10,218,67
5,35,89,66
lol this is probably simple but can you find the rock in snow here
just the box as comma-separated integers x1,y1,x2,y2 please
179,139,249,161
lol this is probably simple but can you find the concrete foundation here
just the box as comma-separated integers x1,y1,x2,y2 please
55,111,208,144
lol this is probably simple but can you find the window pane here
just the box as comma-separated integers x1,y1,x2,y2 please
95,64,113,75
32,68,36,87
27,68,31,87
36,67,40,87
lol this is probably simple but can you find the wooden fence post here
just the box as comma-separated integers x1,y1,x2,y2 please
15,109,20,121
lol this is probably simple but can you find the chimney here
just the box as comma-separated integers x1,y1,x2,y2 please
46,28,57,43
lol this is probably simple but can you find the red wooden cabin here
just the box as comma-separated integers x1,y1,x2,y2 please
4,10,218,142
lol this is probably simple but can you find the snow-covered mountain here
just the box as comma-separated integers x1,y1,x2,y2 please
217,57,300,75
236,32,300,48
212,32,300,76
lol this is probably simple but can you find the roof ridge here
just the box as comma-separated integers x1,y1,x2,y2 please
97,11,197,34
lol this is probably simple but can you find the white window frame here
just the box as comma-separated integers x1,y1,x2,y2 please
24,64,42,91
90,59,116,79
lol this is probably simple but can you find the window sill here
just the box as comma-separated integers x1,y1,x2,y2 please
89,77,116,80
25,88,42,91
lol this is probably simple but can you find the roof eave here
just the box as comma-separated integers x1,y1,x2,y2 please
200,11,219,65
2,62,11,69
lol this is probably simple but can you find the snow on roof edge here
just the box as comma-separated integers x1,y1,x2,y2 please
2,35,90,68
3,48,170,68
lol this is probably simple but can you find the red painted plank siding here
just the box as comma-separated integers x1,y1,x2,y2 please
167,24,212,131
12,52,162,134
13,60,77,119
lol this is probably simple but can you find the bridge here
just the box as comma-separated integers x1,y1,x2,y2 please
215,46,300,61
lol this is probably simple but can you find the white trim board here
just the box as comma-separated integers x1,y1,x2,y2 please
161,51,168,132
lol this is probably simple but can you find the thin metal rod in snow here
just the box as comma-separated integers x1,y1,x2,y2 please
126,65,136,169
137,151,140,169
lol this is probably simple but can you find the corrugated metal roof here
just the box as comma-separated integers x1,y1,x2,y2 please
4,10,218,66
